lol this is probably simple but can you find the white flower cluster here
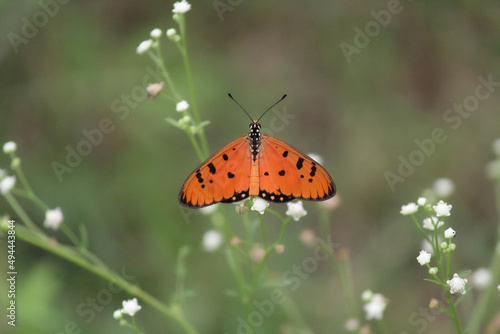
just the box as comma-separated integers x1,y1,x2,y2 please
114,298,142,319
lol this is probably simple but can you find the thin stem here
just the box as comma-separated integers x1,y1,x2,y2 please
148,46,181,101
445,291,463,334
4,193,43,233
0,223,199,334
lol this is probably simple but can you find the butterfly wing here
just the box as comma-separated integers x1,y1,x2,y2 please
179,135,252,207
258,135,335,203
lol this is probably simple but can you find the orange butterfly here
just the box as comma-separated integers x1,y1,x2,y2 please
179,95,336,208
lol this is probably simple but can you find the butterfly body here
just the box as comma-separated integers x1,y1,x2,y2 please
179,120,336,208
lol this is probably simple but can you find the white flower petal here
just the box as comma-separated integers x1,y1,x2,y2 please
3,141,17,154
202,230,223,252
285,201,307,221
172,0,191,13
43,207,64,230
400,202,418,215
251,198,269,215
0,175,16,195
447,273,467,295
121,298,142,316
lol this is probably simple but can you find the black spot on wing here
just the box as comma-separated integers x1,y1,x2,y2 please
207,162,216,175
278,170,285,176
222,154,228,161
296,157,304,170
228,172,235,179
283,151,288,157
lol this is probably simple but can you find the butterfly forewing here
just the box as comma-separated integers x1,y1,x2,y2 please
179,136,252,207
259,135,335,202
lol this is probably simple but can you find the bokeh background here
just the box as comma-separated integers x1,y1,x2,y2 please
1,0,500,333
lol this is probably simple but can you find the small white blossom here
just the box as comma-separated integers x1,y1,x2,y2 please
43,207,64,230
429,267,438,275
417,197,427,206
416,250,432,265
0,175,16,195
136,39,153,54
121,298,142,316
361,290,373,302
199,204,218,215
307,153,323,165
433,200,452,217
150,28,162,38
113,310,123,319
447,273,467,295
492,138,500,156
147,82,164,98
400,202,418,215
172,0,191,13
444,227,456,239
167,28,177,37
3,141,17,154
176,100,189,112
286,201,307,221
472,268,492,290
433,178,455,197
251,198,269,215
202,230,223,252
363,293,388,320
422,217,444,230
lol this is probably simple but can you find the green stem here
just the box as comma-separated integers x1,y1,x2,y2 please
1,223,199,334
148,47,181,101
4,193,43,233
445,291,462,334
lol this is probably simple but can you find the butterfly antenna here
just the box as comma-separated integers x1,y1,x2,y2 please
228,93,254,122
257,94,287,123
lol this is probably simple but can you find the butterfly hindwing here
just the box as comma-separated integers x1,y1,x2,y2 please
179,136,252,207
258,135,336,202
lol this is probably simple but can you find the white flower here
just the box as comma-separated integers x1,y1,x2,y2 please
172,0,191,13
0,175,16,195
422,217,444,230
199,204,218,215
433,178,455,197
202,230,223,252
307,153,323,165
3,141,17,154
444,227,456,238
400,202,418,215
150,28,162,38
43,207,64,230
433,200,452,217
363,293,388,320
417,197,427,206
447,273,467,295
136,39,153,54
471,268,491,290
146,82,164,98
121,298,142,316
493,138,500,156
286,201,307,221
166,28,177,37
361,290,373,302
416,250,431,265
176,100,189,112
113,310,123,319
251,198,269,215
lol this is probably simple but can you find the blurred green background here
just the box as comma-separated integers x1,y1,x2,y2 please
1,0,500,333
